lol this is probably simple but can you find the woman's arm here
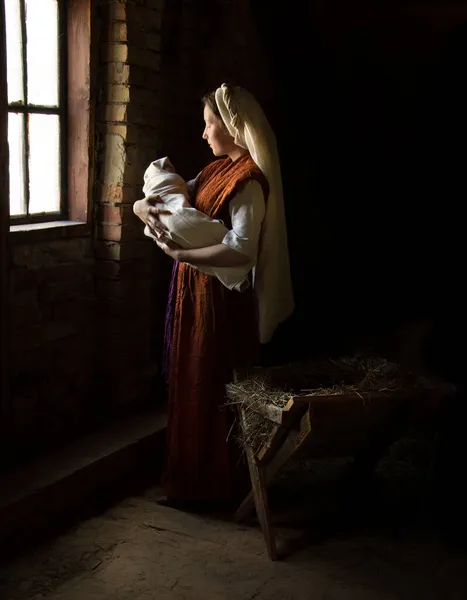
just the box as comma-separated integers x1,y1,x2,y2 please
221,180,265,260
157,180,265,268
174,243,250,266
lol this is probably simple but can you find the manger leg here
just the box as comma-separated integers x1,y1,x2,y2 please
244,442,277,560
236,405,277,559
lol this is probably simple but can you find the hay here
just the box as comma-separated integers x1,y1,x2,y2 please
225,378,291,451
225,353,435,454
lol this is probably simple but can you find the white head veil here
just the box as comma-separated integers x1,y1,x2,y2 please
215,83,294,343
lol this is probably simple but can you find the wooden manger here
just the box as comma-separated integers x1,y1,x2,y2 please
228,356,455,560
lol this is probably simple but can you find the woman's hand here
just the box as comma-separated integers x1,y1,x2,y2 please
133,195,171,238
154,231,182,260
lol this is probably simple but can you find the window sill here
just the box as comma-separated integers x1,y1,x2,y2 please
9,220,91,244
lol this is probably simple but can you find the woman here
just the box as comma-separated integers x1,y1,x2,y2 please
134,84,294,509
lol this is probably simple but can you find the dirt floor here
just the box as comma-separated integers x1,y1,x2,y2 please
1,428,467,600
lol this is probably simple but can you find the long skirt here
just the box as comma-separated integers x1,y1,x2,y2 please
162,262,258,501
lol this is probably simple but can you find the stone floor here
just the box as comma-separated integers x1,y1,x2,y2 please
1,432,467,600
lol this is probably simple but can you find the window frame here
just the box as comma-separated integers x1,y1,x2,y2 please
6,0,93,231
7,0,67,224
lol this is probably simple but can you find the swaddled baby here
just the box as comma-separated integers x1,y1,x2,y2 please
141,157,250,291
142,156,191,238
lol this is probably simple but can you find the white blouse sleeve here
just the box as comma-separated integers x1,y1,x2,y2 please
186,173,200,200
222,180,266,260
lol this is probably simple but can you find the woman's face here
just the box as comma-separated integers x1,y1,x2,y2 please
202,104,237,157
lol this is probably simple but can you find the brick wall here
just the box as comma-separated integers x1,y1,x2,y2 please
7,235,97,462
94,0,166,415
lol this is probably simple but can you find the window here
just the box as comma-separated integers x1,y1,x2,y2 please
5,0,65,223
4,0,92,228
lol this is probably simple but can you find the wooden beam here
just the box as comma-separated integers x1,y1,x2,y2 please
67,0,93,223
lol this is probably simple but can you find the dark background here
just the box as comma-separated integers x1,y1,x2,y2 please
244,1,465,383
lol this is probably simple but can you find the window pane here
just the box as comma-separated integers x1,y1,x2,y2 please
5,0,24,104
25,0,59,106
29,114,60,214
8,113,26,216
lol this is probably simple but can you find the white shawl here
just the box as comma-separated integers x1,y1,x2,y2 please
215,83,294,343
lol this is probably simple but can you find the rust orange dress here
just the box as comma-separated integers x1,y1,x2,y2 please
162,155,269,502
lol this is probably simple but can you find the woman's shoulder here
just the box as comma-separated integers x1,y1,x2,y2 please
240,156,269,197
242,156,263,177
